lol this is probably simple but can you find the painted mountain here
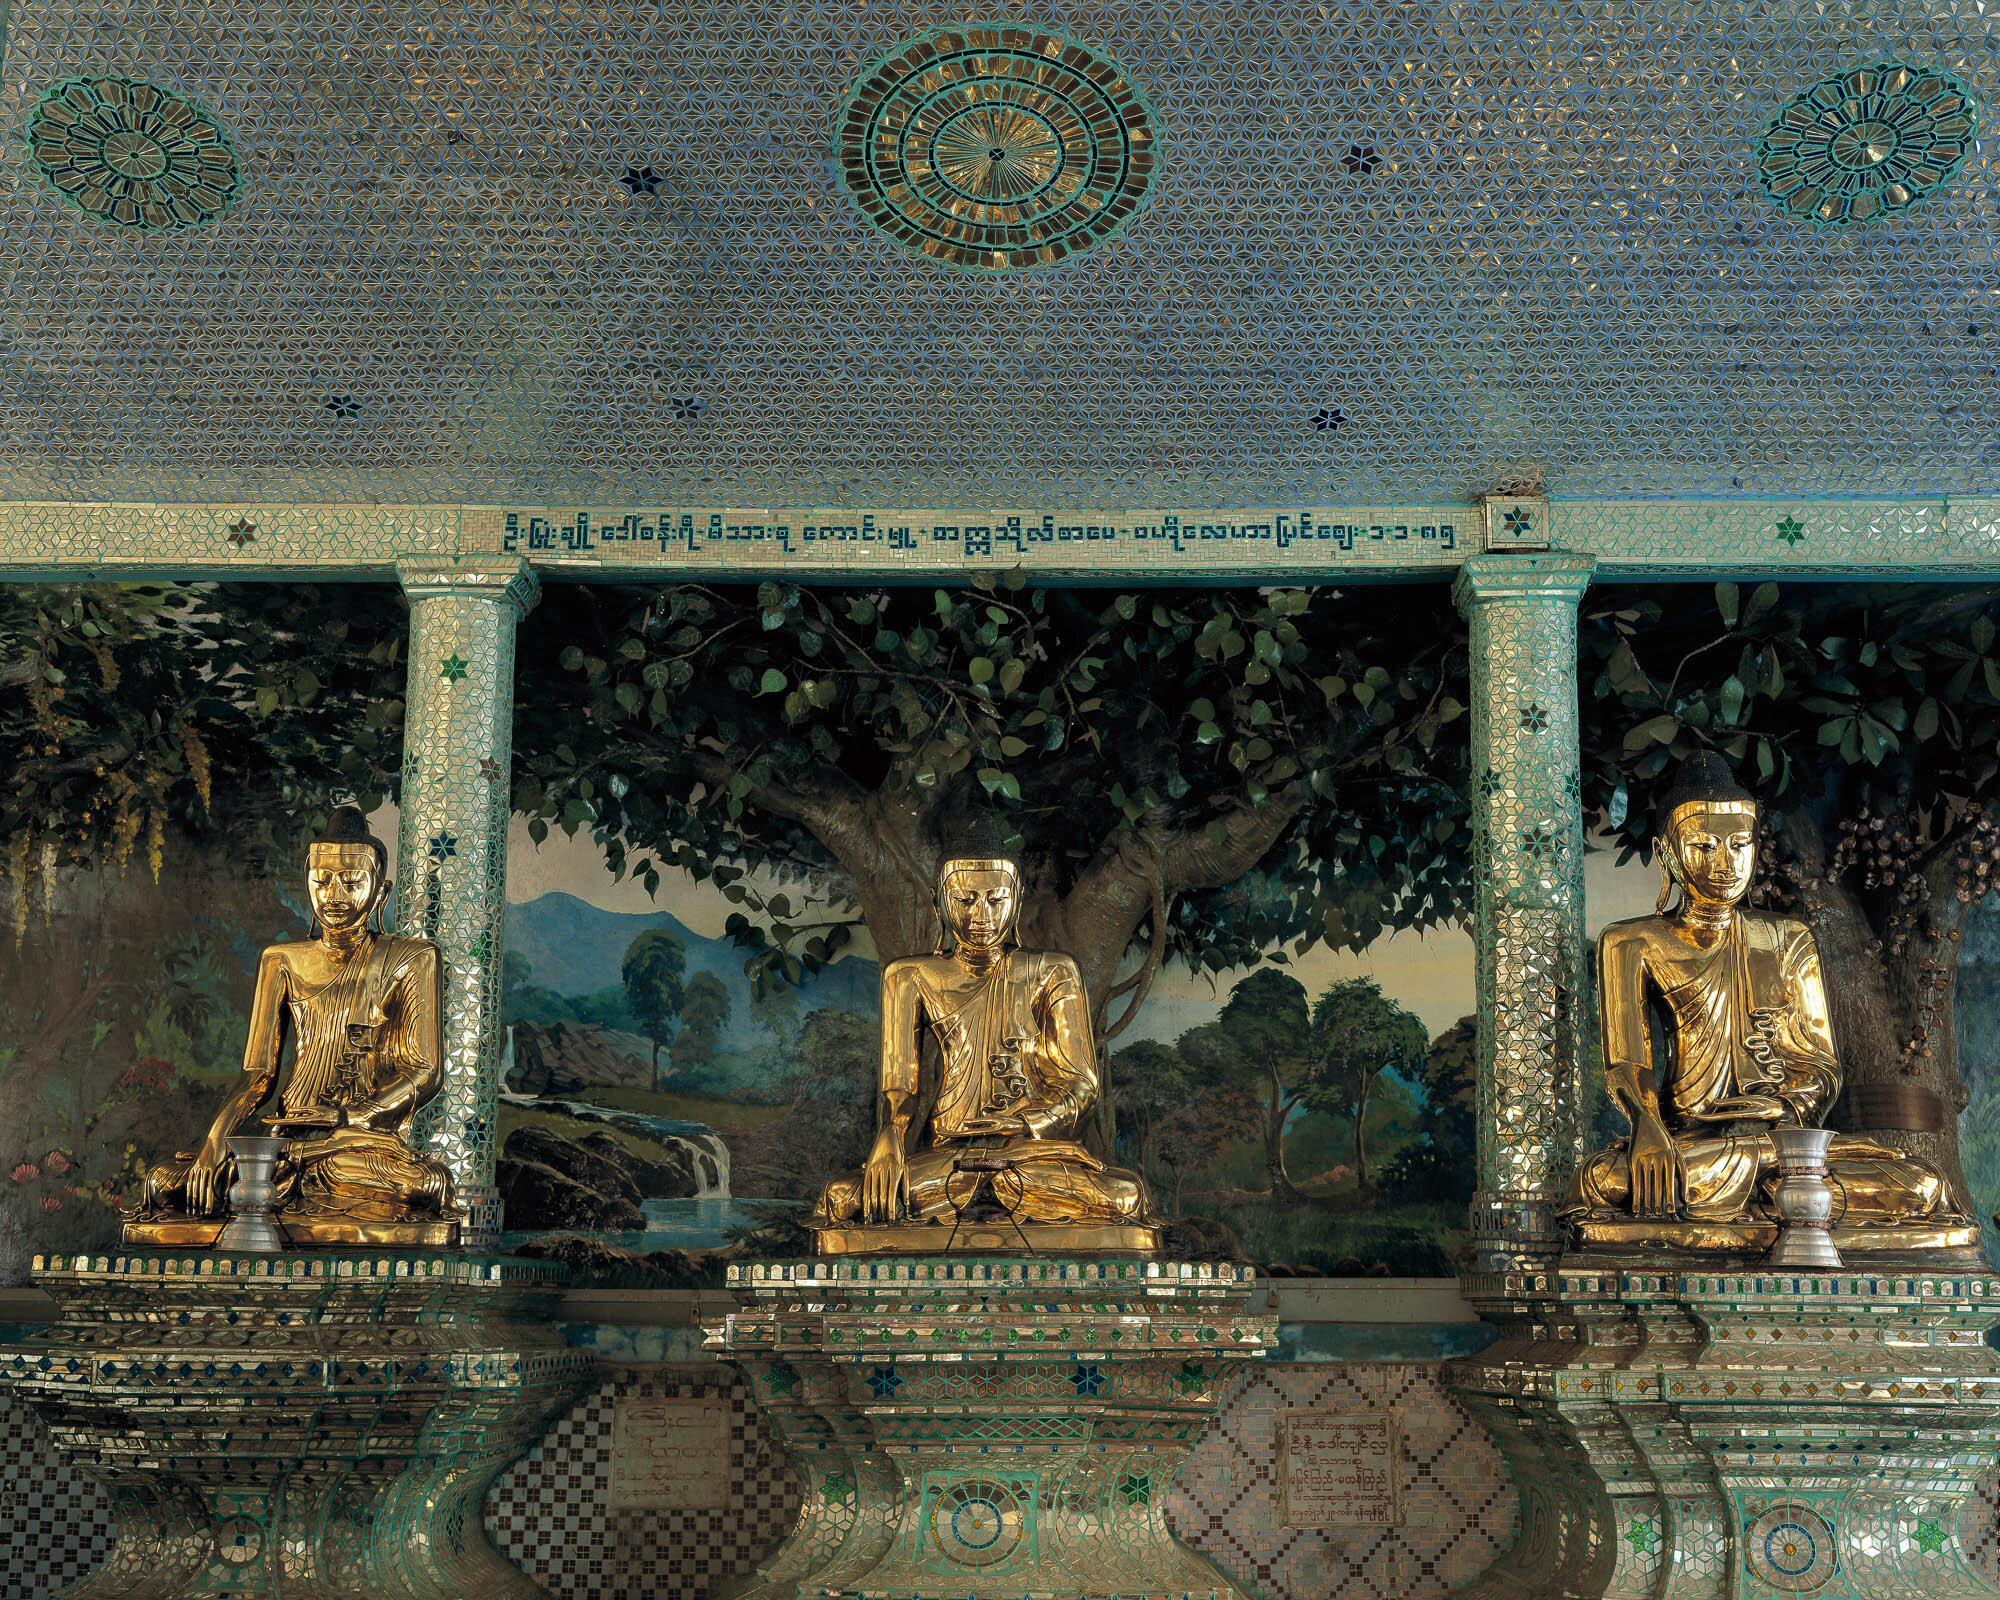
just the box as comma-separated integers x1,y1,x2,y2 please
503,891,879,1050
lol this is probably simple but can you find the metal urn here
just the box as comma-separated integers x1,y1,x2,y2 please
1766,1125,1844,1270
215,1135,288,1252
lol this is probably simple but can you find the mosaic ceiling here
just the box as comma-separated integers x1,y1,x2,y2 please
0,1,1997,508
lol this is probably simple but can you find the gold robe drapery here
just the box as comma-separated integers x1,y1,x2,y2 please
812,948,1153,1227
1568,907,1949,1226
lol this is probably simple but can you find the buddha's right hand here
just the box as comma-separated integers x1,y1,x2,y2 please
187,1145,230,1215
861,1129,909,1223
1629,1119,1683,1218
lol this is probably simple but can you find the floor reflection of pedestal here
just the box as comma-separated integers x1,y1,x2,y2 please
705,1257,1275,1600
1447,1259,2000,1600
2,1250,594,1599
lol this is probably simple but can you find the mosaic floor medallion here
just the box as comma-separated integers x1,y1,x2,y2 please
1744,1503,1839,1593
836,23,1158,270
1758,61,1976,225
26,75,239,231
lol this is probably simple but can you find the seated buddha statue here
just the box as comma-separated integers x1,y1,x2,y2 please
809,822,1161,1254
125,806,460,1247
1563,750,1975,1254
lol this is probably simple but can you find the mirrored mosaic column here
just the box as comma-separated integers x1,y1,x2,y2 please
1452,552,1596,1279
395,557,539,1248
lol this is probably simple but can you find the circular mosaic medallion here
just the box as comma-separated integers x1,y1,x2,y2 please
1745,1504,1839,1593
928,1477,1028,1568
1758,62,1976,226
26,75,239,232
836,23,1159,270
213,1514,264,1567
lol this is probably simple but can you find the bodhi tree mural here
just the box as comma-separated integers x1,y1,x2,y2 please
514,579,1473,1062
1579,581,2000,1210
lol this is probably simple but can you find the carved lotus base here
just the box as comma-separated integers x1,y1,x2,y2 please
1447,1259,2000,1599
705,1257,1273,1600
1,1250,592,1599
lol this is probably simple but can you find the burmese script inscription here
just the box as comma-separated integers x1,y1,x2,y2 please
1278,1410,1401,1527
609,1395,732,1510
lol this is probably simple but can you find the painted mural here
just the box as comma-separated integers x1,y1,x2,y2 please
490,821,1481,1285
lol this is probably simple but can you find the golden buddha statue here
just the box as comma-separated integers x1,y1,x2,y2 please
125,806,460,1248
809,824,1161,1255
1564,751,1977,1255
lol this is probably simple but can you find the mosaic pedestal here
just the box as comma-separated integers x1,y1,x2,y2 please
0,1250,594,1599
703,1257,1274,1600
1447,1259,2000,1600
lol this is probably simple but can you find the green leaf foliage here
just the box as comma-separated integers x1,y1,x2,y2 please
1580,582,2000,864
514,582,1472,988
0,582,408,898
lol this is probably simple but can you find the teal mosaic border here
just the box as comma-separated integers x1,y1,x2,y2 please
0,498,1996,578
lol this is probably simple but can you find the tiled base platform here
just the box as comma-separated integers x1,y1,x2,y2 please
3,1362,1515,1600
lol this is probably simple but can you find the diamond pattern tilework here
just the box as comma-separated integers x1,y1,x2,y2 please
1165,1364,1518,1599
3,1359,1530,1600
22,1350,2000,1599
487,1368,802,1600
0,1392,111,1600
1964,1469,2000,1583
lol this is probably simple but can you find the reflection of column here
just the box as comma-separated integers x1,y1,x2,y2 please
395,558,539,1248
1452,552,1595,1275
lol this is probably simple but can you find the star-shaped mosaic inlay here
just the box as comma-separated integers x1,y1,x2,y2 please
1175,1361,1208,1394
1913,1516,1946,1554
1625,1517,1658,1554
468,931,493,964
225,517,256,547
439,653,469,682
1518,702,1551,733
864,1364,901,1398
1503,505,1535,538
621,164,661,195
1520,822,1562,861
1774,515,1806,546
1071,1362,1106,1396
479,756,502,782
1117,1471,1152,1506
1310,406,1345,431
428,832,457,862
822,1470,852,1505
766,1360,799,1397
1479,767,1504,799
463,1114,488,1141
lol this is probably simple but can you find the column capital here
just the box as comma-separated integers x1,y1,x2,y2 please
396,555,541,619
1452,551,1596,613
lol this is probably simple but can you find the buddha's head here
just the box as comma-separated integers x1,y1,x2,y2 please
1656,750,1758,911
307,805,390,937
935,813,1021,957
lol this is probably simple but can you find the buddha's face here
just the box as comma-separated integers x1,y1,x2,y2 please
307,844,384,934
941,866,1019,954
1666,803,1757,906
